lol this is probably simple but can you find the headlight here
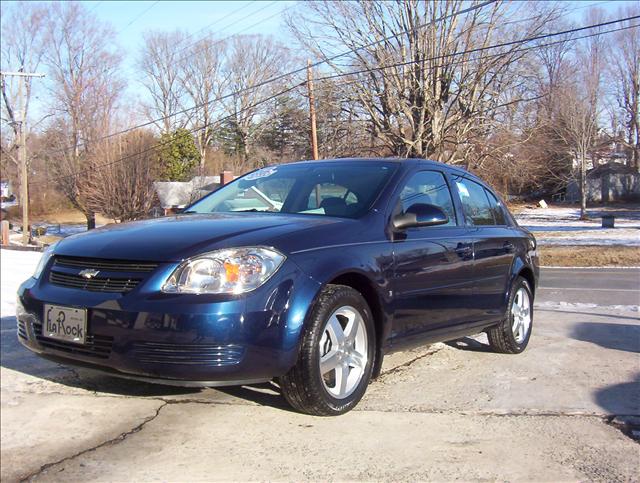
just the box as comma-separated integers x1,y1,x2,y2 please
162,247,286,295
33,242,58,279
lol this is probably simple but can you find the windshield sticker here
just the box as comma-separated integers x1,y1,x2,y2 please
244,167,277,181
456,181,470,197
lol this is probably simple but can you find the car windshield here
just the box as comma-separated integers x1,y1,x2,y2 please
187,162,398,219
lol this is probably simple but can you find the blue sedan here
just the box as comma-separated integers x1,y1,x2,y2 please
17,158,538,415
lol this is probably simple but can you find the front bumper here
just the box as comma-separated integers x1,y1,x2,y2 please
17,260,320,385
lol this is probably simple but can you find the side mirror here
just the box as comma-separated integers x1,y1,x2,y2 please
392,203,449,230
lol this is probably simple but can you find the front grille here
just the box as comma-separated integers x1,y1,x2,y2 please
50,271,140,293
131,341,245,366
48,256,159,293
33,322,113,359
17,319,27,340
53,256,158,272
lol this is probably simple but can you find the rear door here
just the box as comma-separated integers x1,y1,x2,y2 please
452,176,515,320
390,170,476,343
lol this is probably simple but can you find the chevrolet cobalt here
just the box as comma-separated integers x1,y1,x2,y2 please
18,159,538,415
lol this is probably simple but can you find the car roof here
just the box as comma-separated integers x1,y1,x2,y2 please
282,157,472,178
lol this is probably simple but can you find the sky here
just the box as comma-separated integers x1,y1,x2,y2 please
0,0,633,127
90,0,293,42
87,0,296,103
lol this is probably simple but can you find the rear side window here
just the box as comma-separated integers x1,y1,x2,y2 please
454,178,494,226
485,189,507,225
399,171,456,226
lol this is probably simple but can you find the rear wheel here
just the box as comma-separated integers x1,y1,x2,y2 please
280,285,375,416
487,276,533,354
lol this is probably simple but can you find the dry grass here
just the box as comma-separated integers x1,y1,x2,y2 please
540,245,640,267
28,210,113,225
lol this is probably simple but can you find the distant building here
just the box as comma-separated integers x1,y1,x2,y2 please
0,180,13,199
567,162,640,203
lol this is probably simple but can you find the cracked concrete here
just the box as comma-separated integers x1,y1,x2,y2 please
18,401,169,483
1,269,639,481
1,388,164,483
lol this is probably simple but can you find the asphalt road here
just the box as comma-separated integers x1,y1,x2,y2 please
538,267,640,306
1,268,638,482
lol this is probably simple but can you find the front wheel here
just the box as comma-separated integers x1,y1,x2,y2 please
280,285,375,416
487,276,533,354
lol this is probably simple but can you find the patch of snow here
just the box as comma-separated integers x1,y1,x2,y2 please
535,301,639,312
534,230,640,246
515,205,640,246
0,249,41,317
32,223,89,237
0,200,17,209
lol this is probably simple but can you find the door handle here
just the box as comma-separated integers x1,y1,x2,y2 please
504,241,515,253
455,244,473,259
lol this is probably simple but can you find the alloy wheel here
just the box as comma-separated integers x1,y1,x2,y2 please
318,305,368,399
511,287,532,344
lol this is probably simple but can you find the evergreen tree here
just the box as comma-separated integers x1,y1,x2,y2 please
157,128,200,181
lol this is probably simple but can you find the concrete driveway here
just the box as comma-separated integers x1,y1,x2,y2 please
1,268,638,482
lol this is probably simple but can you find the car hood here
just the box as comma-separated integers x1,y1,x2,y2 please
54,213,356,262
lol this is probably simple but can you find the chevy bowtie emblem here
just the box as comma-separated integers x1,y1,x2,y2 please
79,269,100,279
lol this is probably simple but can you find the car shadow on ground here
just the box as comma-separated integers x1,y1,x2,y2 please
594,373,640,416
217,381,299,413
445,336,493,352
571,321,640,353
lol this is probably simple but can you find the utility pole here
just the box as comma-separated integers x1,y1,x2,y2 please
307,59,319,161
1,70,45,245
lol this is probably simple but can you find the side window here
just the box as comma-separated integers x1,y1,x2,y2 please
485,189,507,225
454,178,494,226
399,171,456,226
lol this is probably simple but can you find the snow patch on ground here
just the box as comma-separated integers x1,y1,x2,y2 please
32,223,89,237
1,250,41,317
515,206,640,246
535,301,639,313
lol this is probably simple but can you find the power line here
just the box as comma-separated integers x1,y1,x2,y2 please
314,14,640,83
31,81,306,186
88,1,103,13
118,1,160,34
169,1,280,62
32,17,639,185
314,22,639,91
39,1,495,159
118,1,272,83
169,0,258,54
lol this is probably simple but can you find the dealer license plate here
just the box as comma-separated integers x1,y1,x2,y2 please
43,304,87,344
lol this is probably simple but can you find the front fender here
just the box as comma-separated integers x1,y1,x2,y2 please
286,244,395,376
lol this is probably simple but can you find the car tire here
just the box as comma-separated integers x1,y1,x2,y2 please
279,284,375,416
487,276,534,354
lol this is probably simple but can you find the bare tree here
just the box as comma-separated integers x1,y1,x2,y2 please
0,1,47,183
180,37,227,168
140,30,188,134
85,130,158,221
221,35,293,166
44,2,123,229
553,9,608,219
288,0,560,163
609,5,639,170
